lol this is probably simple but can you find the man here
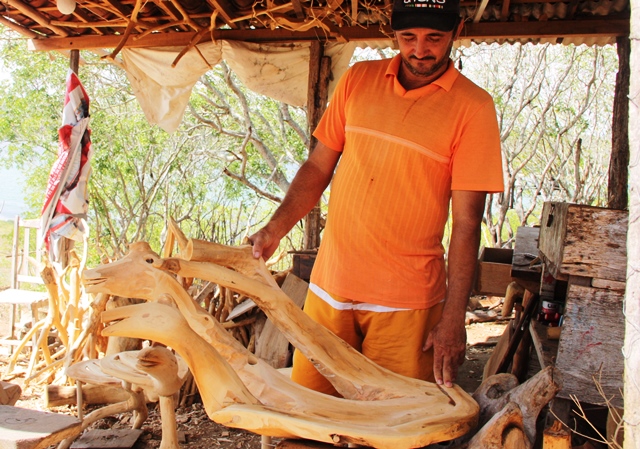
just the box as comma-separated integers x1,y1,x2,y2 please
249,0,504,394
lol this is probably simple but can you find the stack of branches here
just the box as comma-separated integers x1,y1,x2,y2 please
1,249,108,388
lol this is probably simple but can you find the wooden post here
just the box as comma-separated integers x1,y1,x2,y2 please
303,41,331,251
608,35,630,210
70,49,80,74
625,7,640,447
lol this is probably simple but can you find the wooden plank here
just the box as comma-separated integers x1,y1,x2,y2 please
0,405,82,449
255,274,308,368
529,320,559,369
511,226,541,283
555,283,624,407
483,320,513,380
70,429,142,449
539,202,628,282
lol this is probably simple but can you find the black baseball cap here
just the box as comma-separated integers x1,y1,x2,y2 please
391,0,461,32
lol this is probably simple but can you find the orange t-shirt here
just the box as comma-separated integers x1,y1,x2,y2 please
311,55,504,309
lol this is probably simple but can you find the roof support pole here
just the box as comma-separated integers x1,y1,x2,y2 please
303,41,331,251
70,49,80,74
608,35,630,210
624,2,640,446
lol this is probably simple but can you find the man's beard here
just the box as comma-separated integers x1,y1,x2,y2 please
401,42,453,79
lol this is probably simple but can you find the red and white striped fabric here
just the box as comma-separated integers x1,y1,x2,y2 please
41,69,93,262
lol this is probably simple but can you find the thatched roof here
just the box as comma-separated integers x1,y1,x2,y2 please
0,0,630,53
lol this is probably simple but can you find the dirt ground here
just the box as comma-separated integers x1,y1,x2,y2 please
1,316,507,449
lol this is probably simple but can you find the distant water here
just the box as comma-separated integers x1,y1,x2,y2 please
0,166,28,221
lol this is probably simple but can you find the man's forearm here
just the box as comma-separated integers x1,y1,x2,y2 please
261,142,341,241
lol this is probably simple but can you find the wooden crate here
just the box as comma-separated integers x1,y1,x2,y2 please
474,247,514,297
538,202,627,282
291,250,317,283
554,280,624,408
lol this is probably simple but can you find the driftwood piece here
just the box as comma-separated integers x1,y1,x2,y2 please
472,366,562,443
466,402,531,449
45,383,133,408
83,242,479,448
99,347,189,449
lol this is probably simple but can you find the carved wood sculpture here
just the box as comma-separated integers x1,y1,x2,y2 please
62,347,189,449
83,241,479,448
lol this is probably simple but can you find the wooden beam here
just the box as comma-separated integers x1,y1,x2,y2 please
608,34,630,210
473,0,491,23
2,0,70,36
204,0,239,29
26,18,629,51
0,16,39,38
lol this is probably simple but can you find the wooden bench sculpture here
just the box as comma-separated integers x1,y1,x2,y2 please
82,241,480,448
62,346,189,449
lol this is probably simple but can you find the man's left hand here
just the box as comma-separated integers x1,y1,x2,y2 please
423,318,466,387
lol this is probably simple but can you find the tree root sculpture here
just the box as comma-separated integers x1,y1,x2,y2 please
83,241,480,448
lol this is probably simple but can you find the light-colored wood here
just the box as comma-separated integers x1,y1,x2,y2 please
255,273,308,368
276,440,339,449
502,281,524,318
84,242,479,448
555,282,624,408
542,420,571,449
0,405,82,449
45,383,133,408
538,202,628,281
98,348,188,449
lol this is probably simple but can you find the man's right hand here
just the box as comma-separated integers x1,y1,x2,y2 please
247,227,281,261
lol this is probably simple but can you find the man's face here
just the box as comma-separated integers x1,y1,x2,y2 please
395,26,458,80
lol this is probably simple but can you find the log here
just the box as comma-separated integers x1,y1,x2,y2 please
84,242,480,448
473,366,562,443
466,402,531,449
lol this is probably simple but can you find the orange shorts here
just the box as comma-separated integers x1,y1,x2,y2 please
291,284,445,396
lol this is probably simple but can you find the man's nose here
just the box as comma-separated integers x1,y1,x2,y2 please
413,41,431,59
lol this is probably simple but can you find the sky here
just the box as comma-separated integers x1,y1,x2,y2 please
0,165,28,221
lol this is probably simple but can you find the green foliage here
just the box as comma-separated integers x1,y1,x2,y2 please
1,24,620,264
